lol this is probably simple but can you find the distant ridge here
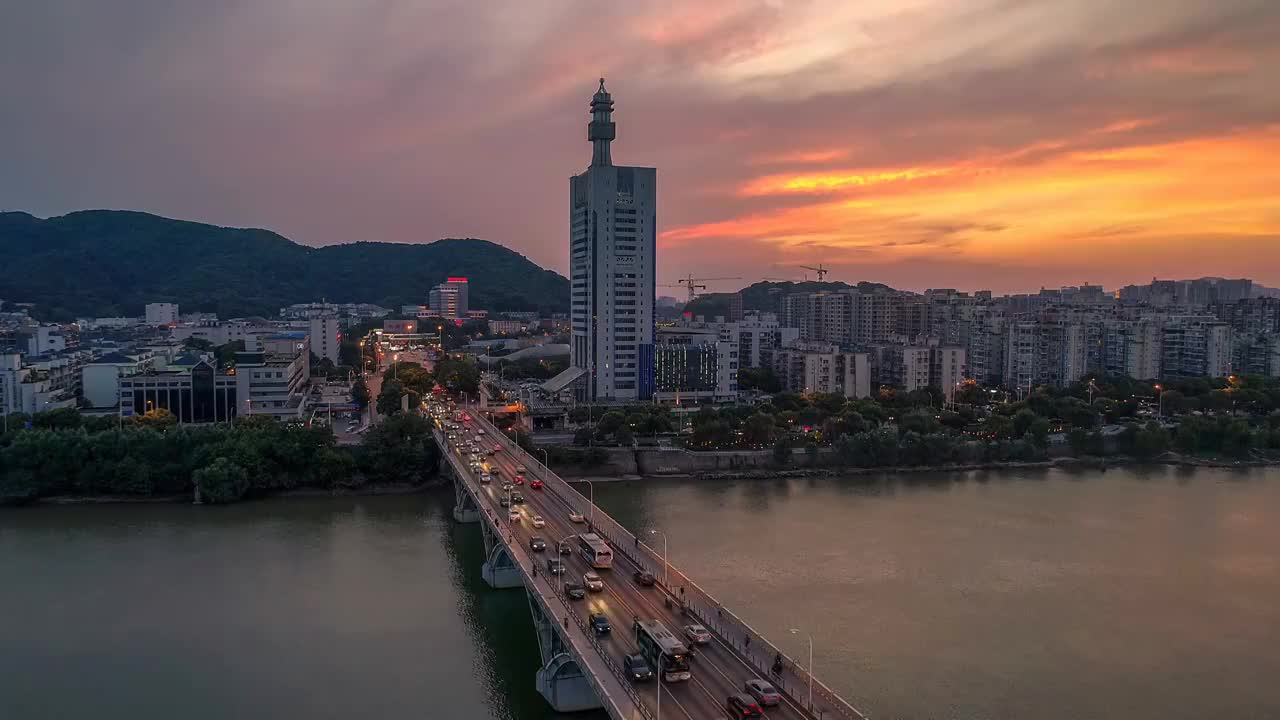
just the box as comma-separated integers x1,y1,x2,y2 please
0,210,568,320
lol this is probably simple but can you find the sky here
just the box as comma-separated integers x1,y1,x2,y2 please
2,0,1278,295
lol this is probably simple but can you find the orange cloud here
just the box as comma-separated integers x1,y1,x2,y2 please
662,126,1280,278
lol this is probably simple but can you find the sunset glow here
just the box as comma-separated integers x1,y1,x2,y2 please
1,0,1277,292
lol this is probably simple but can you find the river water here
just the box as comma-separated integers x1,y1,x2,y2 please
2,467,1278,719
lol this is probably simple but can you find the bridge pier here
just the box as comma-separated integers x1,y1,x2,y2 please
451,474,480,523
480,522,523,589
528,590,603,713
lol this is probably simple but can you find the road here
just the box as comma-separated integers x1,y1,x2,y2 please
444,410,818,720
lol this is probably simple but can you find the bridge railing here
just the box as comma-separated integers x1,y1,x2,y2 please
437,428,652,720
475,411,869,720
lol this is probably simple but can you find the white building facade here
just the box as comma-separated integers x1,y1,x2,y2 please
145,303,179,326
569,79,656,402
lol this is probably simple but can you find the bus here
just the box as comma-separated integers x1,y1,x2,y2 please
634,619,691,682
577,533,613,569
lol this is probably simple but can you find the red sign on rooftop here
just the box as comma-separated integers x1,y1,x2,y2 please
446,277,469,283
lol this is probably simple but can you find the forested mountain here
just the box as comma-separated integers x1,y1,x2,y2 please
0,210,567,320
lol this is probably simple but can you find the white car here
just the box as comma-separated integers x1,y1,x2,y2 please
508,508,521,522
684,624,712,645
480,473,491,484
532,515,546,528
745,678,782,706
568,510,586,524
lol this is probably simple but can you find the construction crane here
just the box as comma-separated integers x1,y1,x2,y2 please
658,274,742,304
799,264,830,282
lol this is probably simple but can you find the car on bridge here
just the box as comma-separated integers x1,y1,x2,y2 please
623,653,653,682
530,478,543,489
583,572,604,592
499,496,510,508
511,492,525,504
480,473,491,483
589,613,611,635
501,482,512,492
557,541,572,556
726,693,764,717
513,475,524,485
529,537,547,552
508,508,521,522
547,558,565,575
563,581,586,600
532,515,546,528
633,570,656,587
568,510,586,524
744,678,781,707
684,624,712,645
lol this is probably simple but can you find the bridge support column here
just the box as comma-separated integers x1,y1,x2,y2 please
527,590,602,713
451,475,480,524
480,525,523,589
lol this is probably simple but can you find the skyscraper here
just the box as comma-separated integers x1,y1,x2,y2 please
569,79,656,401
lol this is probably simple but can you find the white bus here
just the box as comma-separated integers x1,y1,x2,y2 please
634,619,691,682
577,533,613,569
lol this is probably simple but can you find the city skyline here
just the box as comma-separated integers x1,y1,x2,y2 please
2,1,1278,294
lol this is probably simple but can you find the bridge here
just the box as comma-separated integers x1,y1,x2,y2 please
436,402,869,720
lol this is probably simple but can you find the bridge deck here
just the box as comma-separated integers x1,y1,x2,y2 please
442,405,868,720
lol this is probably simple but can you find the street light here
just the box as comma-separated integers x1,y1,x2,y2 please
538,447,549,473
789,627,814,712
648,529,669,588
1154,383,1165,420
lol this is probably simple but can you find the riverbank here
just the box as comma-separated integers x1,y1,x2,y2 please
6,481,441,508
557,451,1280,483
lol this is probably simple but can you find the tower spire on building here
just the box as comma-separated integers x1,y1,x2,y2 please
588,77,615,166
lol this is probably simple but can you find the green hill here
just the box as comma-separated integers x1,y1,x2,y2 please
0,210,567,320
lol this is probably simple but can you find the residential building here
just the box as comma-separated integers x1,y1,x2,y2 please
308,315,342,364
82,350,158,409
429,278,470,319
773,342,871,399
1162,316,1232,378
735,312,800,369
145,303,180,326
25,325,67,355
0,352,79,416
932,345,967,404
568,79,657,402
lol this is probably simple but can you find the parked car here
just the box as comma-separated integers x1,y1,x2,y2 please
744,679,782,707
589,612,611,635
623,653,653,682
633,570,656,587
564,581,586,600
727,693,763,717
529,537,547,552
583,572,604,592
684,624,712,645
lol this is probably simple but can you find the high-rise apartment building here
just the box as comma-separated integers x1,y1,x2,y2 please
569,79,656,402
308,315,341,364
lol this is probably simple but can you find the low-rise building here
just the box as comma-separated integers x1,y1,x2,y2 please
145,303,180,326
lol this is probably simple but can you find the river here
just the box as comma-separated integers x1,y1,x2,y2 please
2,466,1278,719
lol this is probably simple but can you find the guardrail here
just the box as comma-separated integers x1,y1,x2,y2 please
436,428,652,720
471,409,869,720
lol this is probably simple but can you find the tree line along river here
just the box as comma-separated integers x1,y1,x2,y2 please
2,465,1277,719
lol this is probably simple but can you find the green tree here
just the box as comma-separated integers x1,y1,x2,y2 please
194,457,249,504
352,378,371,408
377,379,405,416
772,439,792,465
